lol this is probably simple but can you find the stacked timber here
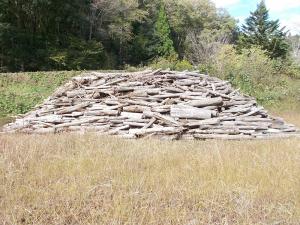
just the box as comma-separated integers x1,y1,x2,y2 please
2,69,300,140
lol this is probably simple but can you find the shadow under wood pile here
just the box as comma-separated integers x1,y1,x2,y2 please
3,69,300,140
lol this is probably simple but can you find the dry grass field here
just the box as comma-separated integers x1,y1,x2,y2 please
0,111,300,225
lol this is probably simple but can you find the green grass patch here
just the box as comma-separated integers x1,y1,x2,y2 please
0,71,80,117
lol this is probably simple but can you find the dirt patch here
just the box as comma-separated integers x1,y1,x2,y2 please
0,117,13,128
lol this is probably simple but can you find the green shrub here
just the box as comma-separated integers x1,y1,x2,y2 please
149,57,177,70
174,60,193,71
281,61,300,79
211,45,289,105
149,56,193,71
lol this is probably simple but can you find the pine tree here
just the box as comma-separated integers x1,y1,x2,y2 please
154,5,176,57
238,1,289,58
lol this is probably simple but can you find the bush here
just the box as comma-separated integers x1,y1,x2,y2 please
211,45,289,105
174,60,194,71
149,56,194,71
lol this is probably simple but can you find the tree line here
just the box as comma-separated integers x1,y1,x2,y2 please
0,0,296,72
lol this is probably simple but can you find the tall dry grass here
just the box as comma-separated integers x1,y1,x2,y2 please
1,133,300,224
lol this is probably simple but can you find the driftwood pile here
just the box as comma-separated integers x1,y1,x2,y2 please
3,70,300,140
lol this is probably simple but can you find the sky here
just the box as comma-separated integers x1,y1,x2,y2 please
212,0,300,35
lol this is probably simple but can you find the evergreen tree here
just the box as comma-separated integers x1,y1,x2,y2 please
154,5,176,57
238,1,289,58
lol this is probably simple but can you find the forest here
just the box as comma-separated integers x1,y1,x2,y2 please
0,0,299,72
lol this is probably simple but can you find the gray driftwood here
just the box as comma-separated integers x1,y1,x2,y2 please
3,69,299,140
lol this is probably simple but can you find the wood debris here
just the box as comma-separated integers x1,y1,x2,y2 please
3,70,300,140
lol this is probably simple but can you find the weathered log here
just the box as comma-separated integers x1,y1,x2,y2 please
121,112,143,120
184,118,220,127
55,117,101,128
163,87,185,93
104,78,127,86
236,117,272,122
108,125,130,135
175,79,200,86
123,122,148,127
115,86,135,92
208,90,232,99
123,105,150,113
151,105,171,113
32,115,65,124
121,99,154,107
187,97,223,107
85,110,119,116
142,118,156,129
170,105,216,119
129,127,182,135
130,90,148,97
192,129,240,135
56,102,90,115
152,93,182,99
105,99,120,105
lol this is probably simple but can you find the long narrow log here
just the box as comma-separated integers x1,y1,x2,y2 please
129,127,182,135
123,122,148,127
85,110,119,116
121,112,143,120
56,102,90,115
163,87,185,93
55,117,101,128
187,97,223,108
192,129,240,135
184,118,220,127
142,118,156,129
170,105,216,119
